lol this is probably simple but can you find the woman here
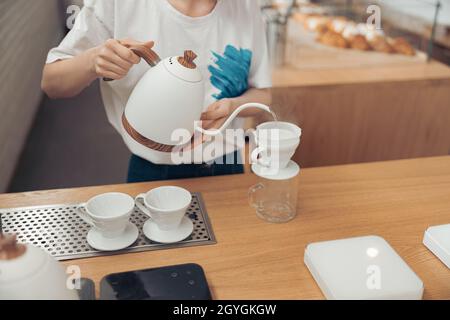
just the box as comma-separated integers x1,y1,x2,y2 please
42,0,272,182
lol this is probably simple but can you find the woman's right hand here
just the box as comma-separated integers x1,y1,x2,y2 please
90,39,152,80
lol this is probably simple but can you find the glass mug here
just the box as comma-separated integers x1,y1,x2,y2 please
248,174,299,223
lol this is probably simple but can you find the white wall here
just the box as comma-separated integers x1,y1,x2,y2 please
0,0,63,192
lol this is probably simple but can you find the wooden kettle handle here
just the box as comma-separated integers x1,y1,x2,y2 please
103,40,161,82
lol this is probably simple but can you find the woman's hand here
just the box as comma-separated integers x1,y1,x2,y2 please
200,98,234,131
201,88,272,127
184,99,233,150
42,38,155,98
90,39,153,80
181,88,272,151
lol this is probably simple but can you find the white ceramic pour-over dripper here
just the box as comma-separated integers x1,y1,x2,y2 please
195,103,273,136
250,121,302,170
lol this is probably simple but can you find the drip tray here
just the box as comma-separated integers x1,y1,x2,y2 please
0,193,216,261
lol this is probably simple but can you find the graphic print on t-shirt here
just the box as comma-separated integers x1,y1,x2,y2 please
208,45,252,100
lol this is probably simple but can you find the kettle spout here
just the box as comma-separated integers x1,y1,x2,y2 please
196,103,273,136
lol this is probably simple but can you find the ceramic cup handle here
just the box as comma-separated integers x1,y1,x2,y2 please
251,147,271,168
75,205,96,228
248,183,265,208
135,194,151,217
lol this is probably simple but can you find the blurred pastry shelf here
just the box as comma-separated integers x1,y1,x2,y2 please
288,17,424,64
271,13,450,87
263,0,449,87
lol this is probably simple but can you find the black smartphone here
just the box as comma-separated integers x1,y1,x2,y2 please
99,263,212,300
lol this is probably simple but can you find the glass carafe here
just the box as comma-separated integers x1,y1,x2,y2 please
249,161,300,223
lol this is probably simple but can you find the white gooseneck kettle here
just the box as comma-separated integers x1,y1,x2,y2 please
115,41,272,164
0,234,79,300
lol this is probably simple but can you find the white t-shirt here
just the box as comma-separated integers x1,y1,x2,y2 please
47,0,272,164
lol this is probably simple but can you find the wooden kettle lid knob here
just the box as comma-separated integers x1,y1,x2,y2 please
178,50,197,69
0,234,26,260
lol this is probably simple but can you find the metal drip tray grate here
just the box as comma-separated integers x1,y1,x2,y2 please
0,193,216,261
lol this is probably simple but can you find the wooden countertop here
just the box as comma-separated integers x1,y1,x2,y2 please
1,157,450,299
273,61,450,87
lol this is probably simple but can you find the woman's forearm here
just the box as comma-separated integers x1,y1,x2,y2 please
41,47,98,99
229,88,272,117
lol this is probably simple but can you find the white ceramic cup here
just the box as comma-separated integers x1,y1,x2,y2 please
135,186,192,231
251,121,302,169
76,193,135,239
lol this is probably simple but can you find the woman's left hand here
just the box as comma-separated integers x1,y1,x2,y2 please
200,98,234,131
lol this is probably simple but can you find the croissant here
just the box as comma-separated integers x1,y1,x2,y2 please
368,36,395,54
318,31,349,49
342,24,372,51
390,37,416,56
349,35,372,51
